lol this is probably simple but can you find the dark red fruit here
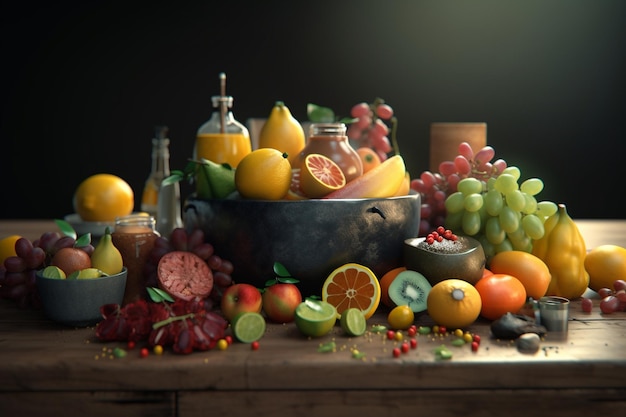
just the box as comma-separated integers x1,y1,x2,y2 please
157,251,214,301
600,295,620,314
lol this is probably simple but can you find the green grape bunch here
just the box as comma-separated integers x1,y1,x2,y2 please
411,142,557,258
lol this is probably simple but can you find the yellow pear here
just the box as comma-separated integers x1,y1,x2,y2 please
90,227,124,275
258,101,306,165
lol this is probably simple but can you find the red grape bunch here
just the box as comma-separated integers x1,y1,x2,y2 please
346,97,397,161
582,279,626,314
0,231,94,308
144,227,235,311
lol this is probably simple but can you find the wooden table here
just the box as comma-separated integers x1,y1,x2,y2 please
1,219,625,417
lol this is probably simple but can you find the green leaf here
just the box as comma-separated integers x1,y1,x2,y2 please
147,287,175,303
162,173,183,187
338,116,359,124
277,277,300,284
75,233,92,248
273,262,291,278
307,103,335,123
264,278,278,287
54,219,77,239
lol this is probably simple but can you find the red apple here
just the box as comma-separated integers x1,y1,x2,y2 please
220,283,262,322
262,283,302,323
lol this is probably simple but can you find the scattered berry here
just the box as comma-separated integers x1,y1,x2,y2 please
217,339,229,350
471,341,479,352
401,342,410,353
153,345,164,355
386,330,396,340
410,339,418,349
251,341,260,350
140,347,150,358
392,347,401,358
394,331,404,341
127,341,136,350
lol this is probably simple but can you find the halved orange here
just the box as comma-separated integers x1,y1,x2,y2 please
322,263,381,319
299,153,346,198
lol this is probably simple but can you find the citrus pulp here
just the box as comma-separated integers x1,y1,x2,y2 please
322,263,381,320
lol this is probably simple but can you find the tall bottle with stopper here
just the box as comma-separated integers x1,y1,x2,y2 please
140,125,182,236
194,72,251,168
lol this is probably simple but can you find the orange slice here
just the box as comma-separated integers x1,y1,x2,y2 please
300,153,346,198
322,263,381,319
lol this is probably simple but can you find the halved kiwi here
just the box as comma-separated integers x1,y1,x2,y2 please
388,270,432,313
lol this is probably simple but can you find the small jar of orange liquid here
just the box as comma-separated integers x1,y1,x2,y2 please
194,73,251,168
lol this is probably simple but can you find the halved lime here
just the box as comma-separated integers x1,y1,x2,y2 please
41,265,66,279
340,308,367,337
294,299,337,337
231,312,266,343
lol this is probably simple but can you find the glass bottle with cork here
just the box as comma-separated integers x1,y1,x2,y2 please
194,72,251,168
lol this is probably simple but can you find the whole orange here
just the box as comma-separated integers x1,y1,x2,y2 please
51,247,92,277
426,278,482,329
488,250,551,300
584,245,626,292
379,266,406,308
356,147,381,174
73,174,134,222
474,273,527,321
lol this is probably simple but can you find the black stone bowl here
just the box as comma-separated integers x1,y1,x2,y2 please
183,194,420,297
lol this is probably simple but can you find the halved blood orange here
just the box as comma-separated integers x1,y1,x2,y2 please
322,263,381,319
299,153,346,198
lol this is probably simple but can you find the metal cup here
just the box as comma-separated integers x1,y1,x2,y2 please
539,296,570,334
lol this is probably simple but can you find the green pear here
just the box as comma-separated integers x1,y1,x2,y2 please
195,158,236,199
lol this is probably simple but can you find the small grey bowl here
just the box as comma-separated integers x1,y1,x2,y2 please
403,236,486,286
35,267,127,327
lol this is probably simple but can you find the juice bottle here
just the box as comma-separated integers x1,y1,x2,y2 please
194,73,251,168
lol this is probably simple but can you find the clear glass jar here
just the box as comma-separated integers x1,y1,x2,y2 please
111,214,158,305
292,123,363,183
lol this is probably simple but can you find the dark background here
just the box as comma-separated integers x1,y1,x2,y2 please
2,0,625,220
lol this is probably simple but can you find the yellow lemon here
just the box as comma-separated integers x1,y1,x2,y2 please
258,101,306,166
235,148,292,200
0,235,21,265
73,174,134,222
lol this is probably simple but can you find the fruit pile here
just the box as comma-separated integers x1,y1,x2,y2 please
411,141,557,257
95,295,228,354
0,222,103,307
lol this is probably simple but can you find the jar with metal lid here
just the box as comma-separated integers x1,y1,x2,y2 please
292,123,363,183
111,214,159,305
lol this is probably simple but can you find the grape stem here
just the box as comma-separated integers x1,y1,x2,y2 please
152,313,195,330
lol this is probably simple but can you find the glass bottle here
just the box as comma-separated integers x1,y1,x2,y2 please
141,126,172,218
111,214,159,306
194,73,251,168
292,123,363,183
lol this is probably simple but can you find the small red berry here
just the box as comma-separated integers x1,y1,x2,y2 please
407,327,417,338
410,339,418,349
251,341,260,350
140,347,149,358
472,334,481,344
225,335,234,345
438,326,447,334
392,347,401,358
127,341,136,350
386,330,396,340
471,341,479,352
401,342,410,353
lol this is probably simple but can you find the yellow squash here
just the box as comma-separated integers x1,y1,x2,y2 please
323,155,406,199
531,204,589,299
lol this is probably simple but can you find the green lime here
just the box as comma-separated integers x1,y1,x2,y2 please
75,268,106,279
41,265,66,279
231,312,266,343
294,299,337,337
340,307,366,337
